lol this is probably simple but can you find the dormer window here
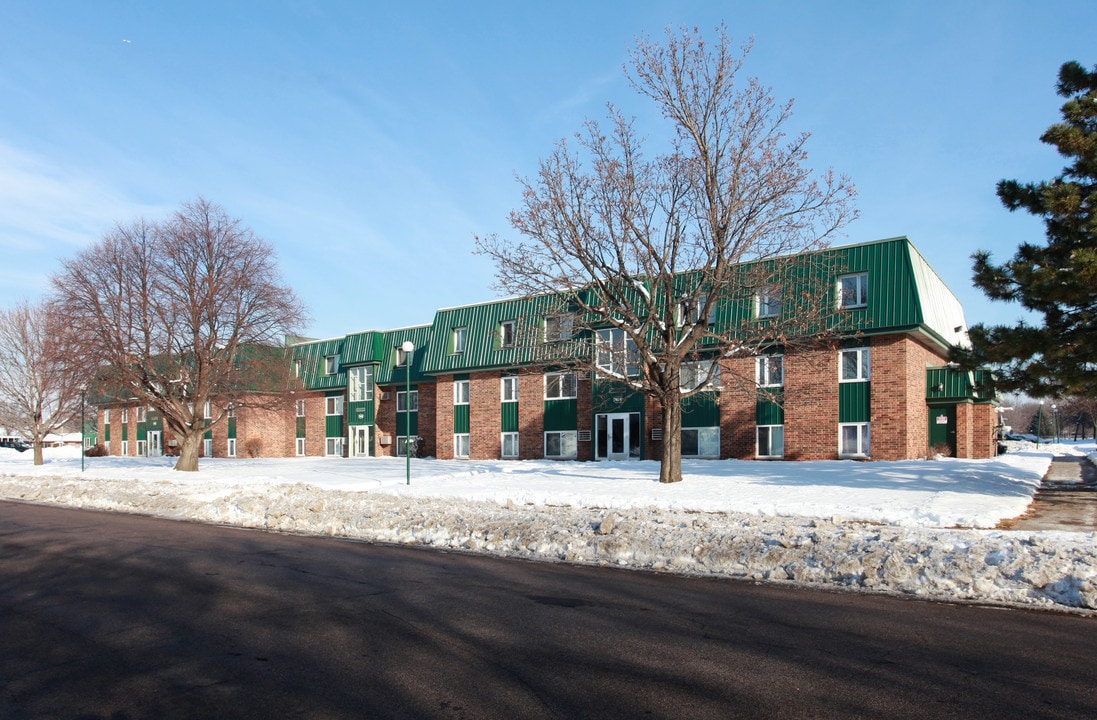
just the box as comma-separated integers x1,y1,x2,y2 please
839,273,868,309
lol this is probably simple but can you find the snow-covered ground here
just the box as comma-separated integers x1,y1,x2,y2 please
2,442,1096,612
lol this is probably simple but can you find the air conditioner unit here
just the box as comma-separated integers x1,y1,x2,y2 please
651,428,663,441
381,391,391,400
380,435,392,445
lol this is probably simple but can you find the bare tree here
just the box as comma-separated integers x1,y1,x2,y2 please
0,300,90,465
51,198,308,471
476,27,857,483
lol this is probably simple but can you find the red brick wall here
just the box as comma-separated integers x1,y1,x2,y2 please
434,374,455,458
470,371,502,460
719,356,759,459
783,345,840,460
870,336,946,460
518,369,544,459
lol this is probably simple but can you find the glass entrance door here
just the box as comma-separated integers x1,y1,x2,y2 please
147,430,162,457
596,412,641,460
350,425,371,457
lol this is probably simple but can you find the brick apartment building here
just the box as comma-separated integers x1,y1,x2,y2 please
95,237,999,462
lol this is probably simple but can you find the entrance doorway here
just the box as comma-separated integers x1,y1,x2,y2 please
350,425,372,458
596,412,641,460
929,405,957,456
147,430,162,457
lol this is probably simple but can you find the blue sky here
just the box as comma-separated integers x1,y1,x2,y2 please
1,1,1093,340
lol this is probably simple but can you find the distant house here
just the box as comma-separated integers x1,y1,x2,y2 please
95,237,998,462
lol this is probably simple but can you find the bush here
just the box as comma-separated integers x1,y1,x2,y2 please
84,444,107,457
244,437,263,458
931,442,953,458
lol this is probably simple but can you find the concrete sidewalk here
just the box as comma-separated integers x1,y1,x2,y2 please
1001,456,1097,532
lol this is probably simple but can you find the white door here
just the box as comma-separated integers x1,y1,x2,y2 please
147,430,162,457
350,425,371,457
597,413,640,460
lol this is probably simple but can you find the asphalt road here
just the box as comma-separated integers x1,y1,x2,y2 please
2,501,1096,719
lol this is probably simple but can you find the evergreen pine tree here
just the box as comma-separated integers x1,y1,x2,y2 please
960,62,1097,397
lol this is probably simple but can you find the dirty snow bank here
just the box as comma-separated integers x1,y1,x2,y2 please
1,443,1095,612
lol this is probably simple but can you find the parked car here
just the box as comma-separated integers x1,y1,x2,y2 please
0,438,31,452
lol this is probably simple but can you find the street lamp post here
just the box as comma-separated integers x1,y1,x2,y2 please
1052,404,1059,444
401,341,415,486
80,388,86,472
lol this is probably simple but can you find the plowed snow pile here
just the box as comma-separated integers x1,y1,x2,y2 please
3,442,1096,611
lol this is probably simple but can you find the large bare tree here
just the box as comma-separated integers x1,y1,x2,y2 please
476,27,858,483
0,300,90,465
52,197,308,471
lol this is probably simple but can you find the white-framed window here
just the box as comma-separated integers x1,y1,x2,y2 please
121,408,129,423
681,427,720,458
226,404,236,419
756,286,782,319
136,406,147,422
325,437,344,457
294,359,303,378
296,437,306,456
500,320,516,348
544,431,578,459
454,379,470,405
839,272,868,309
756,355,784,387
347,366,374,402
295,399,306,417
325,354,340,375
396,436,409,457
544,371,577,400
203,401,212,419
395,346,410,367
227,438,237,457
680,360,720,391
501,432,519,458
840,347,871,382
136,440,146,456
544,314,574,342
454,433,470,459
397,390,419,412
121,440,129,456
452,326,467,354
103,409,110,424
676,293,714,327
757,425,785,458
326,395,344,416
596,328,640,376
840,422,871,457
501,376,519,402
203,438,212,457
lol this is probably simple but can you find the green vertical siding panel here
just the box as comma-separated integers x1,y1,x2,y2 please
347,400,375,425
592,382,645,414
296,417,306,438
325,415,343,438
228,417,237,439
681,393,720,427
756,392,785,425
501,402,519,433
121,425,128,441
398,411,419,436
453,405,470,434
544,399,578,431
104,423,111,442
838,382,871,423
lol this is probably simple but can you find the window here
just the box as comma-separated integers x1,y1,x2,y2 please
136,407,147,422
544,431,577,459
203,401,212,419
227,438,237,457
544,371,577,400
677,294,714,327
454,433,470,459
397,390,418,412
325,437,344,457
325,354,340,375
395,346,410,367
840,422,871,457
544,314,574,342
121,440,129,456
103,409,110,424
295,399,306,417
326,395,344,416
121,408,128,423
203,438,212,457
296,437,306,456
347,366,374,402
756,286,782,319
756,355,784,387
682,427,720,457
681,360,720,391
840,347,871,382
839,273,868,309
226,404,235,419
454,379,470,405
452,327,467,354
501,432,519,458
501,375,519,402
596,329,640,376
757,425,784,458
294,359,303,378
500,320,516,348
136,440,146,456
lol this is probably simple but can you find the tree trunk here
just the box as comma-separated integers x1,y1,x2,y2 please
659,393,683,483
173,430,203,472
33,440,43,466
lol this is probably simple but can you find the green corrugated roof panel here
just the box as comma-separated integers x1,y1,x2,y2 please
375,325,434,385
289,337,346,390
341,331,385,366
